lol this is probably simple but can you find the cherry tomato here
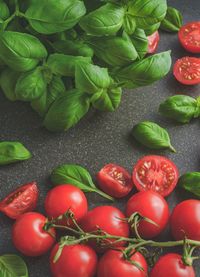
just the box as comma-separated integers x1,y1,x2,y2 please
97,248,148,277
126,191,169,239
12,212,55,256
170,199,200,241
147,31,160,54
80,206,130,251
0,182,38,219
178,22,200,53
97,164,133,198
50,243,97,277
45,184,88,226
132,155,179,197
150,253,195,277
173,57,200,85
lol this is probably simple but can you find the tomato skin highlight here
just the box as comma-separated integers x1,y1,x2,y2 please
179,22,200,53
170,199,200,241
97,164,133,198
126,191,169,239
147,31,160,54
150,253,195,277
132,155,179,197
50,243,98,277
0,182,39,219
12,212,55,256
97,248,148,277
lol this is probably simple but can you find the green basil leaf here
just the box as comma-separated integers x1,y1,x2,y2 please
123,13,136,35
114,51,171,88
160,6,183,32
47,54,92,77
125,29,148,59
15,67,47,101
178,172,200,197
0,68,20,101
25,0,86,34
144,22,161,36
159,95,200,124
75,63,111,94
79,3,125,36
0,254,28,277
0,31,47,72
43,89,90,132
0,0,10,21
132,121,176,152
0,141,32,165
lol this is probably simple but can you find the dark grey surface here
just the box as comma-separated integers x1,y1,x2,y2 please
0,1,200,276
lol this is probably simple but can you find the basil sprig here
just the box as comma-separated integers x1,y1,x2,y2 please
132,121,176,152
178,172,200,197
0,254,28,277
160,6,183,32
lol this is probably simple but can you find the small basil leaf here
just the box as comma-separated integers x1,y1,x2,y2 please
0,68,20,101
0,141,32,165
123,13,136,35
0,0,10,21
160,6,183,32
178,172,200,197
144,23,161,36
126,29,148,59
132,121,176,152
159,95,199,124
79,3,125,36
43,89,90,132
0,254,28,277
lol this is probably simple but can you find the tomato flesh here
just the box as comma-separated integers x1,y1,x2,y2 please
0,182,39,219
97,164,133,198
179,22,200,53
147,31,160,54
132,155,179,197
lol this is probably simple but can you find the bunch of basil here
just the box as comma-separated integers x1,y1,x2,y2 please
0,0,172,132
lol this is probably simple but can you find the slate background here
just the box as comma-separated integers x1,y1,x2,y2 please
0,0,199,276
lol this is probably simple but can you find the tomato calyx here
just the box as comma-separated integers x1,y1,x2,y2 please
182,239,199,267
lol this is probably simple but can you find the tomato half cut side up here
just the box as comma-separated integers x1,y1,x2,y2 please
0,182,39,219
132,156,179,197
147,31,160,54
173,57,200,85
178,22,200,53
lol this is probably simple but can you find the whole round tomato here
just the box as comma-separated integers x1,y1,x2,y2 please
132,155,179,197
12,212,55,256
45,184,88,226
80,206,130,251
50,243,97,277
97,164,133,198
178,22,200,53
126,191,169,238
147,31,160,54
97,248,148,277
0,182,38,219
150,253,195,277
170,199,200,240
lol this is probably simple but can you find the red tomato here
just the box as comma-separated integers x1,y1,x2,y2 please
147,31,160,54
126,191,169,238
178,22,200,53
0,182,38,219
150,253,195,277
97,248,148,277
173,57,200,85
12,212,55,256
80,206,130,251
97,164,133,198
132,155,179,197
50,243,97,277
170,199,200,241
45,184,88,226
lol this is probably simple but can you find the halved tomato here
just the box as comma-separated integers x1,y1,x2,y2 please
132,155,179,197
147,31,160,54
0,182,39,219
178,22,200,53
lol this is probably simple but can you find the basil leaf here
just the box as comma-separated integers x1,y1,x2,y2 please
79,3,125,36
0,31,47,72
126,29,148,59
75,63,111,94
123,13,136,35
51,164,114,201
178,172,200,197
160,6,183,32
25,0,86,34
159,95,200,124
144,22,161,36
0,254,28,277
43,89,90,132
47,54,92,77
114,51,171,88
132,121,176,152
0,141,32,165
0,0,10,21
0,68,20,101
